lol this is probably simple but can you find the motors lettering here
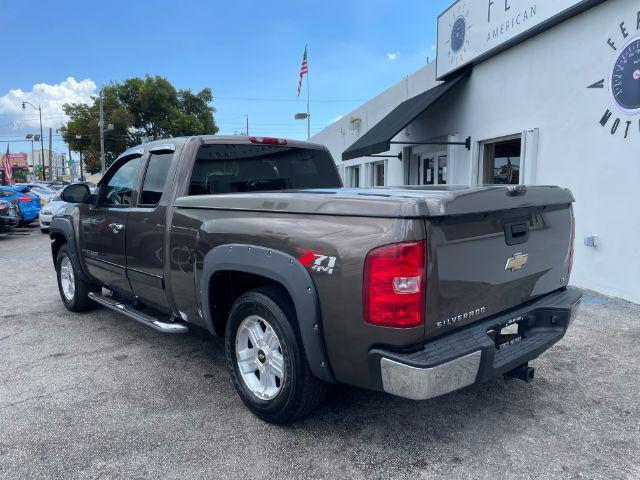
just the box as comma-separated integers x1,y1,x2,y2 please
588,10,640,139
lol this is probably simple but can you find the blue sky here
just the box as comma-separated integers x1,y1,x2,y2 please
1,0,450,158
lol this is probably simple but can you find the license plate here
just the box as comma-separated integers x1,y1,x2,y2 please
495,316,525,350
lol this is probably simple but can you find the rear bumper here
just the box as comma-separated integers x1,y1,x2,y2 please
368,288,582,401
20,208,40,221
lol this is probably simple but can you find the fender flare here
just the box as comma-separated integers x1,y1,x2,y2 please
199,244,335,383
49,216,92,284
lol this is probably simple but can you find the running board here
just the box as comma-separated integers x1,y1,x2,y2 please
88,292,189,334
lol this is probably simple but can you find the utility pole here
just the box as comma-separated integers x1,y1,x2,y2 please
39,111,45,180
79,149,84,181
99,89,105,176
68,144,73,181
245,115,249,136
48,128,53,180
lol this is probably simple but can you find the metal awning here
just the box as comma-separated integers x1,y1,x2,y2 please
342,71,470,161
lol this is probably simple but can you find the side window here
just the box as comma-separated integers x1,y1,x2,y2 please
139,152,173,206
100,156,143,206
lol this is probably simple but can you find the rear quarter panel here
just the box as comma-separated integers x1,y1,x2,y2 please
169,208,426,388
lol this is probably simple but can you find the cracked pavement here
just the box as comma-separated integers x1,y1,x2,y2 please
1,225,639,479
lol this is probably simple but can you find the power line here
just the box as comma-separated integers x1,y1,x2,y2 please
212,96,365,103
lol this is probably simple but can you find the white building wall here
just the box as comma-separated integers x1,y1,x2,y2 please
312,0,640,303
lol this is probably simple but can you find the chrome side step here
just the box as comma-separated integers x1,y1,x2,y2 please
88,292,189,334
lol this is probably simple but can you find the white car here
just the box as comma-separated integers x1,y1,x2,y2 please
39,188,68,233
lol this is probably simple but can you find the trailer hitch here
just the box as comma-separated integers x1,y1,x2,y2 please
505,363,535,383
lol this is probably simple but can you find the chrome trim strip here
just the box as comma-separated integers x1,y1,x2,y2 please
126,266,163,280
380,350,481,400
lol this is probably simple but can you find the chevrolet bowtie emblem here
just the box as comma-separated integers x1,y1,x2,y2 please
505,253,528,272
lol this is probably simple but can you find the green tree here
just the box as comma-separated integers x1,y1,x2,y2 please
61,75,218,173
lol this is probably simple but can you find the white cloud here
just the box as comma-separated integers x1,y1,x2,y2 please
430,44,436,51
331,115,344,123
386,51,400,61
0,77,96,133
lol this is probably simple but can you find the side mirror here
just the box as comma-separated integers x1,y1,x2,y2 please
62,184,92,204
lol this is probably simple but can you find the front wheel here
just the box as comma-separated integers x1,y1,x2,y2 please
225,287,326,423
56,244,95,312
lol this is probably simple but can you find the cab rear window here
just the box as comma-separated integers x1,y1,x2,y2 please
189,144,341,195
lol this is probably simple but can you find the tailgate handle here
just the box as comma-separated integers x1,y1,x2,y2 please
504,221,530,245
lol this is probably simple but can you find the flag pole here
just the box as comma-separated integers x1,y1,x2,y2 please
306,45,310,141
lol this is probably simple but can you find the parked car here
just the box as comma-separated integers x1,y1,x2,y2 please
12,183,56,204
51,136,580,424
0,199,19,234
39,184,84,233
0,186,41,226
32,180,70,191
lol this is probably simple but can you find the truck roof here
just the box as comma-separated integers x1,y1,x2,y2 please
118,136,326,159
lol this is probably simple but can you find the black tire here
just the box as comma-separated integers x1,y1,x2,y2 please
225,287,327,424
55,243,95,312
40,228,48,234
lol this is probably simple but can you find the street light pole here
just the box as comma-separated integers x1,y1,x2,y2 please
76,134,85,181
22,102,46,180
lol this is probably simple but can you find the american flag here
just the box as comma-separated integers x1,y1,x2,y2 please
297,45,308,97
2,144,11,183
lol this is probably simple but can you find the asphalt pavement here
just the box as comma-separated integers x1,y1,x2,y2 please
1,226,639,479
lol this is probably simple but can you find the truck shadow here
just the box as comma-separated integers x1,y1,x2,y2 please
187,323,555,442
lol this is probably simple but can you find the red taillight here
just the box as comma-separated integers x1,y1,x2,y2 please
568,212,576,276
16,195,31,203
363,240,427,328
249,136,288,145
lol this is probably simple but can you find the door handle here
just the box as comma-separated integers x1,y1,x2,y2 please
109,223,125,234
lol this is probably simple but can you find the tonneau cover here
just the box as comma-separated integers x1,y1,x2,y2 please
173,185,574,218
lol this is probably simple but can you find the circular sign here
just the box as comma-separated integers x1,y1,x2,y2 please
609,35,640,115
450,16,466,54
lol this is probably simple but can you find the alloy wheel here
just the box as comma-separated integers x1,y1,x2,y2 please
235,315,285,400
60,256,75,301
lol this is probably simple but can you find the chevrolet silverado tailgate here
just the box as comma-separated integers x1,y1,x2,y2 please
424,186,574,338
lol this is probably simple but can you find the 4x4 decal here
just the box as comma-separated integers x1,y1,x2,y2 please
298,249,337,275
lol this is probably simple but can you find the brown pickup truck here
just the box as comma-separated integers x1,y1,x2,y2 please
51,136,581,423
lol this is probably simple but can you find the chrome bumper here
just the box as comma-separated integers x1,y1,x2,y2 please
371,288,582,401
380,351,481,400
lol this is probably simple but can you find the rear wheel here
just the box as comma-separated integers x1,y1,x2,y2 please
56,244,94,312
225,287,326,423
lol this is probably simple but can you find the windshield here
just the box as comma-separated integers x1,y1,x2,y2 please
189,144,341,195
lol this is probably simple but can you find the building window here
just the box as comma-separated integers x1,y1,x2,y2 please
346,165,360,187
373,161,385,186
482,137,521,185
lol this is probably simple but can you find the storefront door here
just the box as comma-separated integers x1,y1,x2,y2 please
420,153,447,185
